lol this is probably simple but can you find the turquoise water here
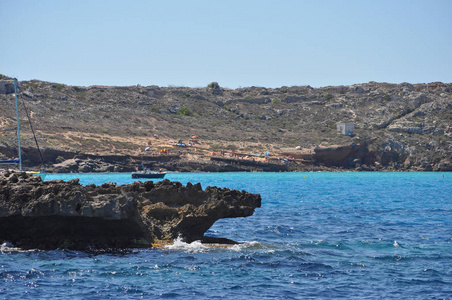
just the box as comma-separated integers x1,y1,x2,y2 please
1,172,451,299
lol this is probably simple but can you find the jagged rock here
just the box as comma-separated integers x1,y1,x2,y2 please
207,82,222,95
168,105,179,114
23,90,34,98
423,164,433,171
403,157,412,169
436,160,452,171
349,85,364,94
97,165,115,172
0,172,261,250
53,158,79,173
0,80,16,94
406,92,427,108
52,158,125,173
78,163,93,173
313,141,370,168
146,89,155,97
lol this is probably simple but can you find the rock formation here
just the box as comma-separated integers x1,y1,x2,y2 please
0,80,16,94
0,172,261,250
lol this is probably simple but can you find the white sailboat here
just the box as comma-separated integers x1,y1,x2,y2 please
0,78,22,171
0,78,44,174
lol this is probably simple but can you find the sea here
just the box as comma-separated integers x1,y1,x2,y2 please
1,172,451,299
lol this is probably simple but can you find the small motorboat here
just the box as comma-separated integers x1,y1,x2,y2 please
131,171,166,179
132,163,166,179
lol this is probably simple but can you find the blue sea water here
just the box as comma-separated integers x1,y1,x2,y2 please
1,172,451,299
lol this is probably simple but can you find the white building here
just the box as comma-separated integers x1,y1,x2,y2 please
337,122,354,136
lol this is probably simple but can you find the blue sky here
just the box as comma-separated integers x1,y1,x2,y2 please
1,0,451,88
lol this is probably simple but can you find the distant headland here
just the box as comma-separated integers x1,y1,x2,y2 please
1,76,451,172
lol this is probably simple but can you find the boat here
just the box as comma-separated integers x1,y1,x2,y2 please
0,78,23,171
131,171,166,179
131,163,166,179
0,78,45,174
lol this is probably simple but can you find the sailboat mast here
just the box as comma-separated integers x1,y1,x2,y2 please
14,78,22,171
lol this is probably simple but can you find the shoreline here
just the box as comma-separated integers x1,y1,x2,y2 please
2,141,451,173
4,164,448,175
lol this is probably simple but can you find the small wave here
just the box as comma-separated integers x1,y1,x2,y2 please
164,237,269,253
0,241,31,253
230,241,266,251
25,268,45,279
164,237,209,253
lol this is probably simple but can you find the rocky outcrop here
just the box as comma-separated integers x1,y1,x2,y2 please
313,140,375,169
210,156,289,172
0,172,261,250
51,158,133,173
0,80,16,94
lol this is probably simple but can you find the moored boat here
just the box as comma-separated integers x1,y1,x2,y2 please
0,78,45,174
132,163,166,179
131,172,166,179
0,79,23,170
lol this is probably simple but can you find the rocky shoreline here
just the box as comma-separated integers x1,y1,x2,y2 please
0,172,261,250
3,141,451,173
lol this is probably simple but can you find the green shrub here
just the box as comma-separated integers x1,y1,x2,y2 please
323,92,333,100
77,91,86,96
177,106,196,116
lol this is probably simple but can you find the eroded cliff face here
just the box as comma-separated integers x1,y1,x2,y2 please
0,172,261,250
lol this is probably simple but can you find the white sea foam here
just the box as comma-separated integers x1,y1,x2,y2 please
164,236,208,253
164,237,266,253
231,241,265,251
0,241,28,253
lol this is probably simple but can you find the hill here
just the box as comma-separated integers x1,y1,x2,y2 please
1,75,451,172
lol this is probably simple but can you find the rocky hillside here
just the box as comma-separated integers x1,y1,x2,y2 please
0,75,451,171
